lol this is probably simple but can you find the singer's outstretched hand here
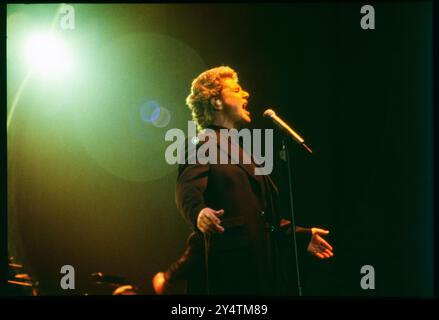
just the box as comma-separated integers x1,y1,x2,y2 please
197,207,225,234
307,228,334,259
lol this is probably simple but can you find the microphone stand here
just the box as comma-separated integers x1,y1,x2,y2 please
280,137,303,297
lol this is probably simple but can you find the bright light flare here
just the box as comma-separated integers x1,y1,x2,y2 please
24,32,73,76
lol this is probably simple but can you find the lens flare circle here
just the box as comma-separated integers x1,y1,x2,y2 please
140,101,161,123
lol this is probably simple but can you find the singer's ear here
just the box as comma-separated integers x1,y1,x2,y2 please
211,98,223,110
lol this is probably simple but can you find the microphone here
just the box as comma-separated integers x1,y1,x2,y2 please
263,109,313,154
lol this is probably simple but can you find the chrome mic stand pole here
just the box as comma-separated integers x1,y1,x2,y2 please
281,137,303,296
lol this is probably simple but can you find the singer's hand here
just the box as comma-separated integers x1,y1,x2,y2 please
307,228,334,259
197,208,225,234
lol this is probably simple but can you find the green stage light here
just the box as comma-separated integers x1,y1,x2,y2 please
24,31,73,76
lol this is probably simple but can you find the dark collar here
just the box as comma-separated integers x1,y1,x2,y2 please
204,124,230,131
205,124,251,131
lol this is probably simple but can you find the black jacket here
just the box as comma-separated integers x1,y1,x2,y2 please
175,125,292,295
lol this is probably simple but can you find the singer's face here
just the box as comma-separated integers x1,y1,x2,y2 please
220,77,251,127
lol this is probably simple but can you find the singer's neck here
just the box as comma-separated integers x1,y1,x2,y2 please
211,119,237,130
211,116,244,130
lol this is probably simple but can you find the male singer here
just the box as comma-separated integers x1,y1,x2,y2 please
155,66,333,295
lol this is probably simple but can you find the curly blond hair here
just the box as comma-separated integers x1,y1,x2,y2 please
186,66,238,130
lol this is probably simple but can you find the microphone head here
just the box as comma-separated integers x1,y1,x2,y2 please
263,109,276,118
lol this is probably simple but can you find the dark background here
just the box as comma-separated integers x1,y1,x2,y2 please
7,3,433,297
